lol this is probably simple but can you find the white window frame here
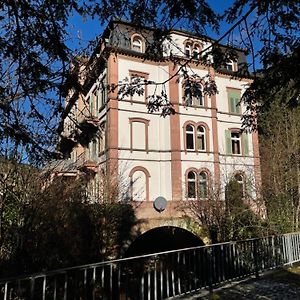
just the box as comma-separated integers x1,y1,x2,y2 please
197,126,206,151
198,171,208,199
185,43,192,58
231,132,241,155
132,36,143,52
187,171,197,199
193,45,201,59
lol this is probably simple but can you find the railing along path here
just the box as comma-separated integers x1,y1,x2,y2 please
1,232,300,299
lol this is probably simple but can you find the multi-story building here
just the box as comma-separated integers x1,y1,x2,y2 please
60,20,261,240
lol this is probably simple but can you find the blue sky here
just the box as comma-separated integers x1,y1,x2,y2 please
67,1,236,48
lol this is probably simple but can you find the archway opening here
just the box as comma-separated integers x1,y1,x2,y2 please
125,226,204,257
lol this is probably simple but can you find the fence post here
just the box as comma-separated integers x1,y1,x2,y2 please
207,247,213,293
253,238,259,278
286,234,293,266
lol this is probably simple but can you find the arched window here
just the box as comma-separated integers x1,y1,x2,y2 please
226,60,237,71
183,80,204,107
131,35,143,52
194,89,204,106
130,167,150,201
193,44,201,59
184,85,193,106
186,169,211,200
185,43,192,58
186,124,195,150
197,126,206,151
184,122,209,152
132,170,146,201
199,172,208,198
187,171,196,199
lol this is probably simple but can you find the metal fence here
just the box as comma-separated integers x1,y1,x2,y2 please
1,232,300,300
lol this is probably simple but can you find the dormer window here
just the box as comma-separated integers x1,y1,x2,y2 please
193,44,201,59
226,60,237,71
131,35,144,53
184,40,203,59
185,43,192,58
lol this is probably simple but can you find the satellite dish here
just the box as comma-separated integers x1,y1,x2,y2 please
153,197,167,213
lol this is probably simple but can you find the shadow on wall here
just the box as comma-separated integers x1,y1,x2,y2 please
124,226,204,257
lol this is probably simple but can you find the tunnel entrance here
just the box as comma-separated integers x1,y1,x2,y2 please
125,226,204,257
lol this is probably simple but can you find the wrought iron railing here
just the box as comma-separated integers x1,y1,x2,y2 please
1,232,300,299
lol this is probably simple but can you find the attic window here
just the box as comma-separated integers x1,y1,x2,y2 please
226,60,237,71
185,43,192,58
193,44,201,59
131,35,144,53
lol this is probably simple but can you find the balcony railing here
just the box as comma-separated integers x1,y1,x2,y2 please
1,232,300,299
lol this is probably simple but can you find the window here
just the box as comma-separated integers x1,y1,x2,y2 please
184,41,202,59
129,70,149,102
88,137,98,160
131,35,144,52
225,60,237,72
225,129,249,156
99,122,106,153
95,89,100,113
231,132,241,155
183,80,204,107
226,61,234,71
227,88,241,114
186,124,195,150
129,167,150,201
187,171,196,199
131,170,146,201
193,44,201,59
194,90,204,106
186,169,210,200
129,118,149,152
184,122,209,152
199,172,208,198
185,43,192,58
96,80,107,111
101,81,107,106
185,88,193,106
197,126,206,151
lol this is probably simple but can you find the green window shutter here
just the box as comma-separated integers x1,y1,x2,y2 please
228,90,240,113
243,133,249,156
225,130,232,154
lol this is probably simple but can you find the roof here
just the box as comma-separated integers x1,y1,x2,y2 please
107,19,248,54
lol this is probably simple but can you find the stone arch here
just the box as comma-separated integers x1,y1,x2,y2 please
125,226,204,257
